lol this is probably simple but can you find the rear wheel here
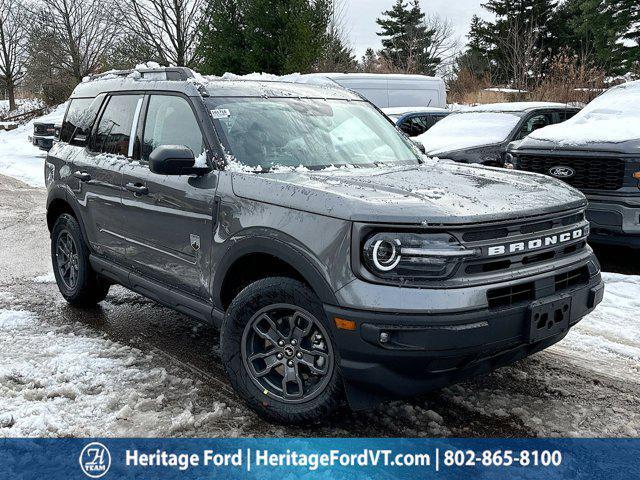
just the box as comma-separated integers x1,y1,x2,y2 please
51,214,109,306
221,277,342,424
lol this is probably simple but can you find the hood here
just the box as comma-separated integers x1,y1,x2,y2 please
231,160,587,225
516,125,640,153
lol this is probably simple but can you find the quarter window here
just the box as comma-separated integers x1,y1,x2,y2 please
91,95,143,156
142,95,205,162
60,98,99,144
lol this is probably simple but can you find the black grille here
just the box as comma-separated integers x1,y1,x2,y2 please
488,283,535,309
517,155,625,191
487,265,591,310
34,124,53,135
555,266,590,292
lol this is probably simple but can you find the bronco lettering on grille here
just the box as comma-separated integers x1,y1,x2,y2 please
486,228,585,257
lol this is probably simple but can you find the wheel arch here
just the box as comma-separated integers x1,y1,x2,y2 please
213,236,338,312
46,190,89,243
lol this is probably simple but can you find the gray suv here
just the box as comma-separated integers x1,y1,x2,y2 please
45,67,604,424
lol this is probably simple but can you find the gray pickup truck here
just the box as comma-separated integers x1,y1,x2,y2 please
45,67,604,424
510,81,640,248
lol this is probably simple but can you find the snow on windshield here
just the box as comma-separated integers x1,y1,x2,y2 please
416,112,521,154
208,97,420,171
529,81,640,145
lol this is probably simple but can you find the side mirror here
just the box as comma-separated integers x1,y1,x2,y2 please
149,145,208,175
412,139,426,154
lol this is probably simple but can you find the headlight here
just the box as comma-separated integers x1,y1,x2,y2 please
362,232,478,280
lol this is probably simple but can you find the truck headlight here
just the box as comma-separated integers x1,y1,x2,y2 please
362,232,478,280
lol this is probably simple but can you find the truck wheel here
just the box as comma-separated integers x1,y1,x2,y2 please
51,214,110,306
221,277,342,425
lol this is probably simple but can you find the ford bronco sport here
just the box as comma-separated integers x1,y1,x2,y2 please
45,67,604,424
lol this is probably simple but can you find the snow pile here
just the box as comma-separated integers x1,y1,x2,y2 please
0,104,67,187
529,81,640,145
0,308,231,437
0,99,45,121
417,111,521,154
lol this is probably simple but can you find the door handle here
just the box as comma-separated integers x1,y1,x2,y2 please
73,171,91,182
125,182,149,195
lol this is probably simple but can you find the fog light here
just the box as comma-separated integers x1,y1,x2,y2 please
634,172,640,180
379,332,389,343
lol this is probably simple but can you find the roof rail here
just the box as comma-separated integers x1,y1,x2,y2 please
87,66,195,82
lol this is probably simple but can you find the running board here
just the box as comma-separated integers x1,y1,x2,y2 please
90,255,225,327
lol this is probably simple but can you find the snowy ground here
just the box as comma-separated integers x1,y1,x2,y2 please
0,115,638,437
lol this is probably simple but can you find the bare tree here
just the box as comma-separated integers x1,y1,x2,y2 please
119,0,205,67
40,0,122,83
0,0,28,111
424,14,461,77
497,16,543,91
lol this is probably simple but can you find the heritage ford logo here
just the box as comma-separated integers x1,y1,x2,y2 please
79,442,111,478
486,228,586,256
549,166,576,178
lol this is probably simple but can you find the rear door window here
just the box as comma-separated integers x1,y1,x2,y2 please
91,95,143,156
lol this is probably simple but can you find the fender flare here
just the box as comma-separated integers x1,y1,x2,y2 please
46,187,90,244
212,235,338,309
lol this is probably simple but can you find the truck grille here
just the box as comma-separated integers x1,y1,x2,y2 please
517,155,625,191
34,124,53,135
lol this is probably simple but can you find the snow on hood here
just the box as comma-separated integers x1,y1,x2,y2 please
416,112,521,155
231,159,586,224
527,81,640,146
34,103,68,125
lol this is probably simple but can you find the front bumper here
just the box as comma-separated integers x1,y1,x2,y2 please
326,268,603,409
586,193,640,247
31,135,54,151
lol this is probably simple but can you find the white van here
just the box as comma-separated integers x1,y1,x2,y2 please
303,73,447,109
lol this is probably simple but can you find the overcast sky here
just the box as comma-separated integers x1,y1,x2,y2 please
342,0,494,58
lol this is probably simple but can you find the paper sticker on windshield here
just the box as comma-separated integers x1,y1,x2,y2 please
210,109,231,119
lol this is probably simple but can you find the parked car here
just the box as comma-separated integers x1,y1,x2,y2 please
304,73,447,109
509,81,640,248
416,102,581,166
382,107,451,137
30,107,66,151
45,66,603,424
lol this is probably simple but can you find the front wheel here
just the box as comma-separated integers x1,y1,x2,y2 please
221,277,342,424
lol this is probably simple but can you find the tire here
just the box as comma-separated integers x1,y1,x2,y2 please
221,277,343,425
51,214,110,307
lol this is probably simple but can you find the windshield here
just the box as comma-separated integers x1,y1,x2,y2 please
207,97,421,171
417,111,521,152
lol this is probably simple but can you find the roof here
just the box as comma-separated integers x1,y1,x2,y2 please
305,72,444,83
382,106,449,116
463,102,578,113
70,66,362,101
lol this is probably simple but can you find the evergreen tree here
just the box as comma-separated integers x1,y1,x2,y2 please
376,0,439,74
197,0,248,75
469,0,558,85
198,0,333,75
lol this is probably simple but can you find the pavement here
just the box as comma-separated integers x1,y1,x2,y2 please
0,173,638,437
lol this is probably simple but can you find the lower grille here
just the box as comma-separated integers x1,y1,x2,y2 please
517,155,625,191
487,266,591,310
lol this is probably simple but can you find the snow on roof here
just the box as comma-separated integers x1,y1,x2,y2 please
305,72,443,82
528,80,640,145
465,102,570,113
382,106,449,116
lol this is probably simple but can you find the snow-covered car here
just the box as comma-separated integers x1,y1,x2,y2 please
382,107,451,137
510,81,640,248
30,107,66,151
416,102,580,166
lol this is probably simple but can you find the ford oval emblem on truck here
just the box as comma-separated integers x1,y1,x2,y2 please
549,166,576,178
